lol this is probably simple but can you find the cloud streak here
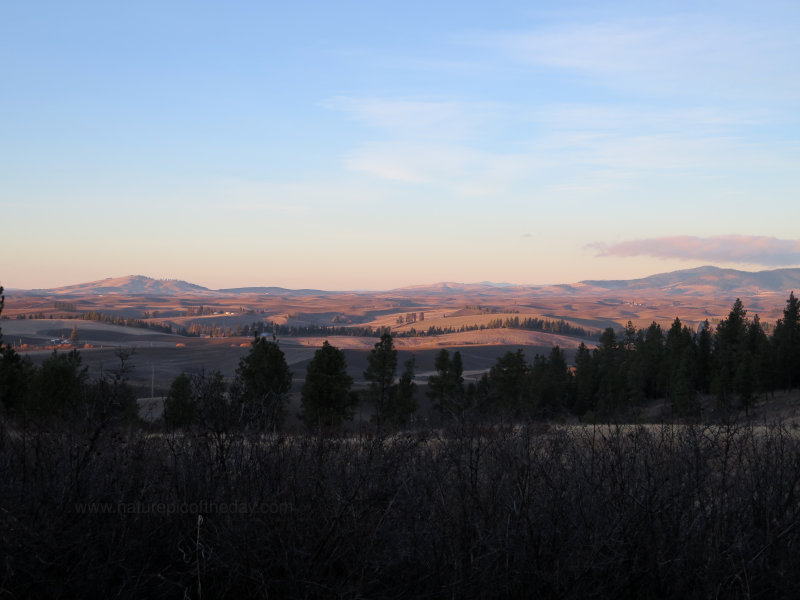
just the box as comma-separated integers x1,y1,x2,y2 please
590,235,800,267
477,13,800,102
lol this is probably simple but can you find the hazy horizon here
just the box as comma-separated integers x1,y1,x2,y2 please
5,263,800,294
3,1,799,290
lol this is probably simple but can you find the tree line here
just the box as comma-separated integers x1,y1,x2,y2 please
450,293,800,420
163,333,419,432
565,294,800,417
2,288,800,426
209,314,593,341
161,290,800,431
398,315,593,339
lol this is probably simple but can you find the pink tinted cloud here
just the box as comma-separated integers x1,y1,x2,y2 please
589,235,800,266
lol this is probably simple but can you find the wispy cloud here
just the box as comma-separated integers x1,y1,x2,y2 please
477,13,800,102
589,235,800,266
345,141,551,193
326,92,795,199
320,7,800,204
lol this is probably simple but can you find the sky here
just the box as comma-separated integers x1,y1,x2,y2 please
2,0,800,290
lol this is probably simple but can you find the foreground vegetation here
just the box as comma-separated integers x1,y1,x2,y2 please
3,417,800,598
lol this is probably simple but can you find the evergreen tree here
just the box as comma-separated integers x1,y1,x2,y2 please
390,357,419,427
595,328,624,414
299,341,356,429
163,373,195,427
536,346,570,416
622,320,637,351
712,298,748,407
189,370,234,437
695,320,713,394
641,322,665,399
428,349,466,417
745,314,771,404
664,318,695,409
30,350,88,417
571,342,595,416
363,332,398,427
487,349,529,414
672,352,698,417
0,286,35,413
91,347,139,422
236,335,293,431
773,292,800,390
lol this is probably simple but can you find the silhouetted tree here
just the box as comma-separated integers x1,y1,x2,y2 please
532,346,570,416
487,349,529,415
695,320,713,394
299,341,356,429
29,349,88,417
640,322,665,399
712,298,748,407
163,373,195,427
595,328,624,414
390,356,419,427
774,292,800,390
571,342,595,416
92,347,138,422
743,314,771,407
236,335,293,431
0,285,35,413
428,349,466,418
188,370,233,435
664,318,695,413
364,332,398,427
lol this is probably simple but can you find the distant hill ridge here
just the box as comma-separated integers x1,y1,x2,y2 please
21,266,800,297
578,266,800,294
33,275,214,296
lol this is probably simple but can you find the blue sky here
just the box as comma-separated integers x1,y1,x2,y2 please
2,1,799,290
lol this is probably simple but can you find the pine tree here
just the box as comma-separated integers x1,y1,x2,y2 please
774,292,800,390
391,357,419,427
571,342,595,416
712,298,748,407
428,349,466,418
299,341,356,429
672,353,698,417
540,346,570,415
664,318,694,407
30,350,89,417
0,285,35,413
236,335,293,431
163,373,195,427
695,320,713,394
363,332,398,427
487,349,529,414
595,328,624,414
745,314,771,403
641,322,665,399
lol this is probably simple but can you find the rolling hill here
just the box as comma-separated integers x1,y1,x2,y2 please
31,276,217,296
16,266,800,298
578,266,800,295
